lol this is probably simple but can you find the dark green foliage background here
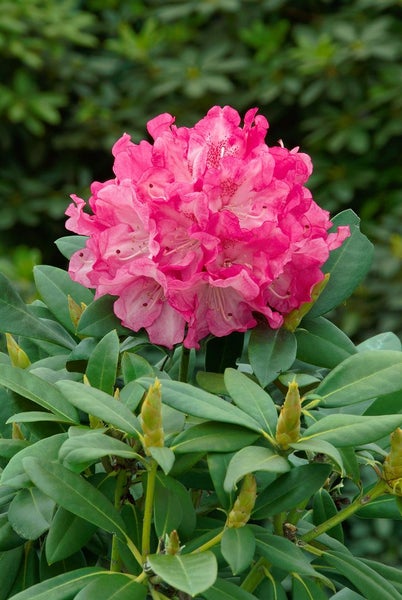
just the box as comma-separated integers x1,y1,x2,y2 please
0,0,401,338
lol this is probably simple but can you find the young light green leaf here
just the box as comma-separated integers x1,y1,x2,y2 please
33,265,94,334
314,350,402,408
171,422,259,454
22,458,127,541
301,414,402,447
0,365,79,424
56,380,140,437
224,368,278,436
221,526,255,575
147,552,217,596
248,325,297,387
85,330,120,395
323,551,399,600
0,273,76,349
138,378,262,433
224,446,290,492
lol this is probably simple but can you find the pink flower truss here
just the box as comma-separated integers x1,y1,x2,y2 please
66,106,350,349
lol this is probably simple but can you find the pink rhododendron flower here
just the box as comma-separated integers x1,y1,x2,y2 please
66,106,350,349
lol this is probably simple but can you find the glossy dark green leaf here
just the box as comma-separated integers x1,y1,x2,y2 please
308,210,374,317
314,350,402,408
253,463,331,519
46,507,98,563
0,365,79,423
356,494,402,520
153,476,183,538
224,446,290,492
361,558,402,593
292,577,329,600
0,439,30,460
85,330,119,395
207,452,235,511
121,352,154,383
0,547,24,600
205,331,244,373
301,414,402,447
8,487,55,540
172,422,259,454
0,273,76,350
248,325,297,387
221,526,255,574
77,295,131,337
224,368,277,436
201,577,259,600
56,380,140,437
154,472,196,539
323,551,399,599
148,552,217,596
138,378,262,433
8,541,39,596
0,514,25,551
22,458,127,541
33,265,93,334
74,573,147,600
313,488,344,542
296,317,357,368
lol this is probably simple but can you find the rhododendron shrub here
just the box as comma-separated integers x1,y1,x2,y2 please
65,106,349,348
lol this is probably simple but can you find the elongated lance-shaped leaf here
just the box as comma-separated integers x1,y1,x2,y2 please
138,378,262,433
56,380,140,437
224,368,277,437
74,573,147,600
0,272,76,349
0,364,78,423
22,458,127,541
248,325,297,388
85,330,120,395
59,432,141,471
6,568,109,600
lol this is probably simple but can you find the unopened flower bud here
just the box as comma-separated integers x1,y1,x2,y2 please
6,333,30,368
68,295,86,330
275,380,301,450
165,530,181,555
227,473,257,528
383,428,402,495
140,379,164,455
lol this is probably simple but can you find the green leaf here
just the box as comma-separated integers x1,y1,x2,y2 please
224,446,290,492
138,378,262,433
154,472,196,539
254,528,330,584
6,567,107,600
7,411,74,424
361,558,402,593
289,438,344,474
248,325,297,387
296,317,357,368
59,431,140,472
0,439,30,460
121,352,154,384
153,476,183,538
56,380,140,437
221,526,255,575
207,453,235,511
77,295,131,337
201,577,259,600
8,487,55,540
0,365,79,423
301,414,402,447
46,507,97,563
74,573,147,600
1,434,68,488
0,273,76,350
253,463,331,519
85,330,120,395
0,514,25,551
312,489,344,542
196,371,227,395
7,540,38,595
33,265,93,334
357,332,402,352
323,551,399,600
55,236,88,259
205,332,244,373
148,446,175,475
22,458,127,541
147,552,217,596
224,368,277,437
313,350,402,408
0,547,24,600
356,495,402,520
292,577,329,600
308,210,374,317
172,422,259,454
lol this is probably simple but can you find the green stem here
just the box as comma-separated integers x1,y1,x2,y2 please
142,459,158,559
191,529,225,554
179,346,190,383
272,512,285,535
241,556,270,592
301,479,388,543
110,468,128,572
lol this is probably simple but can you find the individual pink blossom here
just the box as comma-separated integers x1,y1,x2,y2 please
66,106,350,349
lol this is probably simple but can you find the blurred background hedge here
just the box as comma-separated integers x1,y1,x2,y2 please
0,0,401,339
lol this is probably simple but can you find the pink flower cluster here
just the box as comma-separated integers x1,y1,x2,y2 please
66,106,349,349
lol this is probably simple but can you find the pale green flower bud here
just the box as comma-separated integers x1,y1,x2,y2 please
275,380,301,450
6,333,30,369
383,428,402,495
140,379,164,455
227,473,257,528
